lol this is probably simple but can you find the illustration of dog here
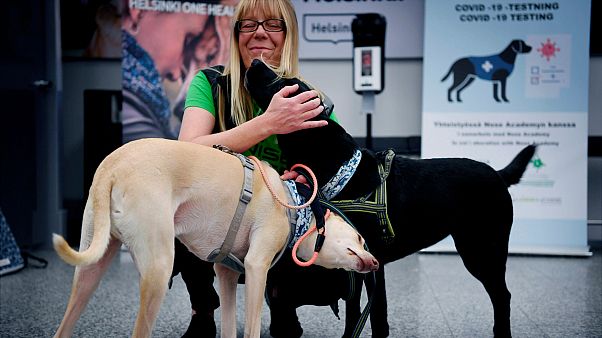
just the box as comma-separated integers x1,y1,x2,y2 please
442,39,532,103
51,139,378,338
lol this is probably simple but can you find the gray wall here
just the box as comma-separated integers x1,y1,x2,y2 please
61,57,602,243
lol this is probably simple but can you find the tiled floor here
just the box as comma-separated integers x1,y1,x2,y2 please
1,248,600,337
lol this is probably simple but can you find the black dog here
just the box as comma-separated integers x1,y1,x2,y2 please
442,39,532,103
266,147,534,338
245,59,535,338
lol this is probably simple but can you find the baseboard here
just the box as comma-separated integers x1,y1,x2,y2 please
421,243,593,257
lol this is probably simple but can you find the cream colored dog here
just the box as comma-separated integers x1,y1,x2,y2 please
52,138,378,338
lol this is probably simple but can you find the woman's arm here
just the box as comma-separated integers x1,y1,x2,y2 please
178,106,271,152
179,84,326,153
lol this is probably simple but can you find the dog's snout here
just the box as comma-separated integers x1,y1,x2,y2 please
369,258,379,272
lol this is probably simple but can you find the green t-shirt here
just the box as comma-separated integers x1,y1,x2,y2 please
185,69,338,173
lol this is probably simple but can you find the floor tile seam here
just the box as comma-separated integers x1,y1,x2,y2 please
419,266,456,337
515,302,548,337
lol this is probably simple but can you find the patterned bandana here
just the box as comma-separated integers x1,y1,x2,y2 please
320,149,362,200
284,180,314,248
121,30,176,139
284,149,363,247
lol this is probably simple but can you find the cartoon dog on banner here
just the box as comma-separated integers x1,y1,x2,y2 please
442,39,532,102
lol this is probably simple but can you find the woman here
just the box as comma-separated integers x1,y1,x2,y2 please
179,0,327,159
174,0,332,336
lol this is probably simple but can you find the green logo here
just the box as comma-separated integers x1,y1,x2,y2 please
530,155,545,170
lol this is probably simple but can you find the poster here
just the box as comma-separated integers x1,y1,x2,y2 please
422,0,591,255
121,0,238,143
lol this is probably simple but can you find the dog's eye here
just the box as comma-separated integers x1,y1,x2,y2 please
357,234,364,244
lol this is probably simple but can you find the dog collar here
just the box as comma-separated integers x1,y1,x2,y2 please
281,149,361,248
283,180,313,248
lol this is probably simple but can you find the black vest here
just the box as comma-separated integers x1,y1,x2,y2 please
200,65,236,133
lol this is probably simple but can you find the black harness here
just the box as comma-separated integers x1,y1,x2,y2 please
330,149,396,243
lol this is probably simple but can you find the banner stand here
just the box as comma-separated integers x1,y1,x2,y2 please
421,0,592,256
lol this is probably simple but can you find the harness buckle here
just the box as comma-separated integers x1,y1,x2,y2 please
242,157,255,171
241,187,253,204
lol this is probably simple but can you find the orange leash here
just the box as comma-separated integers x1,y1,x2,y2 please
248,156,318,210
292,209,331,266
247,156,326,267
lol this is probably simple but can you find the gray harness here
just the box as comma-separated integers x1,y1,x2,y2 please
206,145,291,274
206,146,254,273
205,146,362,273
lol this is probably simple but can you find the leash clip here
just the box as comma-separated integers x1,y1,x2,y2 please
314,231,325,253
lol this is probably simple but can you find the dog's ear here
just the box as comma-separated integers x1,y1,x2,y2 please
519,40,532,53
517,40,524,52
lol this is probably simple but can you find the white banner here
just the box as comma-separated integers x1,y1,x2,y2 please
422,0,591,255
292,0,424,59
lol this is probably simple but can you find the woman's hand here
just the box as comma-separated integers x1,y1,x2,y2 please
280,170,308,184
260,84,328,135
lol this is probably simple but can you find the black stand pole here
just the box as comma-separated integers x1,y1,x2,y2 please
362,91,375,150
366,113,373,150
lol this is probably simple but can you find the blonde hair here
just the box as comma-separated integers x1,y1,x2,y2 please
217,0,300,131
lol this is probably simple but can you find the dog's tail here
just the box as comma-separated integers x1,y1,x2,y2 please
441,67,452,82
497,144,536,187
53,167,113,266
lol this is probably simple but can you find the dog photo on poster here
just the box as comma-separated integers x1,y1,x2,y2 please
421,0,591,255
